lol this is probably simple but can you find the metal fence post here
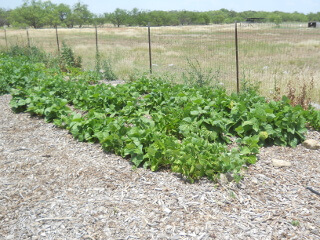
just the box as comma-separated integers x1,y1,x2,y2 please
4,27,8,50
95,25,99,55
26,28,30,48
235,22,240,93
55,26,60,53
148,23,152,74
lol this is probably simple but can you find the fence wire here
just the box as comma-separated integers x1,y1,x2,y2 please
150,25,236,91
0,23,319,103
238,23,320,103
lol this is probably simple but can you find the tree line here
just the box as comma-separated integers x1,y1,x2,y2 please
1,0,320,28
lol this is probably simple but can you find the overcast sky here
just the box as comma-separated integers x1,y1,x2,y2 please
1,0,319,14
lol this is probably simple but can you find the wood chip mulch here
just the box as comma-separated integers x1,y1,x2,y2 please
0,94,319,240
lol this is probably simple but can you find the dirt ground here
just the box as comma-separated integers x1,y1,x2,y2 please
0,94,319,239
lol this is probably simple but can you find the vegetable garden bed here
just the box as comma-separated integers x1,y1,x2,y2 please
1,53,320,182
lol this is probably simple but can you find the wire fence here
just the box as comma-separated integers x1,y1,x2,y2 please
238,23,320,103
150,24,237,91
0,23,319,103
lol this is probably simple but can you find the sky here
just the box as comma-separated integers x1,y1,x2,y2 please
1,0,320,14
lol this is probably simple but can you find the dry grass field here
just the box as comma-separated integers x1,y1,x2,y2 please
1,23,320,102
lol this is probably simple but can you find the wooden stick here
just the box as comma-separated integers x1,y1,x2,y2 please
36,217,76,221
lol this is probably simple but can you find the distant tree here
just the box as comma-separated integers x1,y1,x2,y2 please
200,13,210,25
227,9,237,18
109,8,128,27
42,1,60,27
135,10,150,26
211,13,225,24
55,3,72,26
149,11,169,26
178,11,193,25
64,13,76,28
9,0,47,28
279,12,293,22
72,2,93,27
0,8,10,27
126,8,140,26
92,14,106,26
268,13,283,26
274,15,283,26
291,11,308,22
5,3,317,29
307,12,320,21
166,11,180,25
192,12,210,25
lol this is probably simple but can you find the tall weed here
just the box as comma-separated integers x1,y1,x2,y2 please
95,53,117,80
59,42,82,72
182,58,221,88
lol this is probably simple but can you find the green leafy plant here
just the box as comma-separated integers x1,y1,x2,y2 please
2,53,320,183
4,45,46,63
2,45,61,69
291,220,300,227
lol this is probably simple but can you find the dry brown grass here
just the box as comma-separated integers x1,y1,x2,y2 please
0,23,319,102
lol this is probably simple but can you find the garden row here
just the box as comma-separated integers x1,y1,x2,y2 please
1,52,320,182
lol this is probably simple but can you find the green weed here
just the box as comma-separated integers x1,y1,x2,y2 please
182,58,221,87
60,42,82,71
95,53,117,80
